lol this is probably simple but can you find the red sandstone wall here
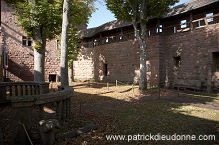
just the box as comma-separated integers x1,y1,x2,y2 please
76,34,162,85
73,47,94,81
164,23,219,88
0,31,3,82
1,0,34,81
44,40,60,82
1,0,60,82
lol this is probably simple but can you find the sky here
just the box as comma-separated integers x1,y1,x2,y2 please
87,0,191,28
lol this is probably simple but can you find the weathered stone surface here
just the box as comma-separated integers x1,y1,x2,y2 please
55,124,98,141
39,119,60,145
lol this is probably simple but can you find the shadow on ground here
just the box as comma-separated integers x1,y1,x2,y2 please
0,83,218,145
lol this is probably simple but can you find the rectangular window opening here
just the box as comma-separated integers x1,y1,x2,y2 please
148,30,151,36
22,36,32,46
206,12,213,23
49,74,57,82
180,20,187,29
28,38,32,46
174,56,181,68
156,25,163,33
212,52,219,72
173,26,177,33
103,63,108,76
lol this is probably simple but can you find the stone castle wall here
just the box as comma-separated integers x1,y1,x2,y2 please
1,0,219,91
1,0,60,82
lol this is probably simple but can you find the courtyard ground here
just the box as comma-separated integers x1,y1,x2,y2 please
0,82,219,144
56,82,219,144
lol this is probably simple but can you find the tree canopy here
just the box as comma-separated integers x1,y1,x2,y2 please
5,0,95,40
105,0,178,22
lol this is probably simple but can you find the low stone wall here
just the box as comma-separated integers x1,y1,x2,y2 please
10,87,73,145
0,82,49,103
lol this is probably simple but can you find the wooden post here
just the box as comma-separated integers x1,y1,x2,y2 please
107,82,109,90
190,13,193,30
116,80,118,86
204,18,208,26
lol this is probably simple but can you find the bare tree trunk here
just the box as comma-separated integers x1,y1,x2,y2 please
34,45,45,82
68,62,73,83
139,34,147,90
131,0,147,91
33,29,46,82
132,22,147,91
60,0,71,87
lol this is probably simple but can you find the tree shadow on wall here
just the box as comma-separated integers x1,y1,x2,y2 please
7,58,34,81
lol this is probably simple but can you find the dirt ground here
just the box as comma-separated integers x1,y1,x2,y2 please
0,82,218,145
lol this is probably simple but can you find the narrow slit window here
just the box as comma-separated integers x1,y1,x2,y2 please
212,52,219,72
174,56,181,68
22,36,27,45
103,63,108,76
105,37,109,43
173,26,177,33
148,30,151,36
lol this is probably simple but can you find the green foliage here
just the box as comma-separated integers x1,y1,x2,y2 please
33,40,41,50
105,0,179,23
57,26,81,68
5,0,63,39
68,27,80,62
5,0,95,41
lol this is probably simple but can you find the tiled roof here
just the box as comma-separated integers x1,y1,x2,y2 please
80,0,219,38
164,0,219,17
79,20,132,38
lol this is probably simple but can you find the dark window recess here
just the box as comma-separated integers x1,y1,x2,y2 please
103,63,108,76
212,52,219,72
49,74,57,82
174,56,181,68
22,36,32,46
